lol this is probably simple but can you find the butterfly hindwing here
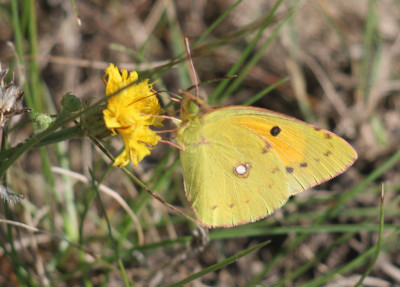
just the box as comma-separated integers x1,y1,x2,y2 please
179,111,289,228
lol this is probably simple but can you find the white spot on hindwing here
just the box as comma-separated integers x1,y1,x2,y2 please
236,165,247,175
233,163,252,178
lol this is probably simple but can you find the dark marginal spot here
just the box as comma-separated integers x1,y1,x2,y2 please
300,162,308,168
229,203,235,209
270,126,281,137
286,166,294,174
324,133,332,139
212,205,218,210
271,167,280,174
324,151,333,157
314,127,321,131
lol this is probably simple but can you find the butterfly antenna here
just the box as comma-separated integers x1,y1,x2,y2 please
184,37,200,99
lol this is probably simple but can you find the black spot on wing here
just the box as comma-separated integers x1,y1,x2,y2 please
270,126,281,137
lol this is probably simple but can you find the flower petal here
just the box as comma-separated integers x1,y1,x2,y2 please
103,64,164,167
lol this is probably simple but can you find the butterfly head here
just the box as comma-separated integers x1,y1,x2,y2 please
179,92,212,122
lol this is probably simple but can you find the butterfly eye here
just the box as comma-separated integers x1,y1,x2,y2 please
233,163,252,178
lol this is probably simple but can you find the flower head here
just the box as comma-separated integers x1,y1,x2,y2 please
0,65,31,126
103,64,163,167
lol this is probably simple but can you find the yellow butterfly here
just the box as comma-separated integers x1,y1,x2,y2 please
177,97,357,228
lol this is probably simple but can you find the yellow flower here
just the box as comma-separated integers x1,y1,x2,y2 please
103,64,163,167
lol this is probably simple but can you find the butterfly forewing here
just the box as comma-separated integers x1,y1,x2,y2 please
219,106,358,195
